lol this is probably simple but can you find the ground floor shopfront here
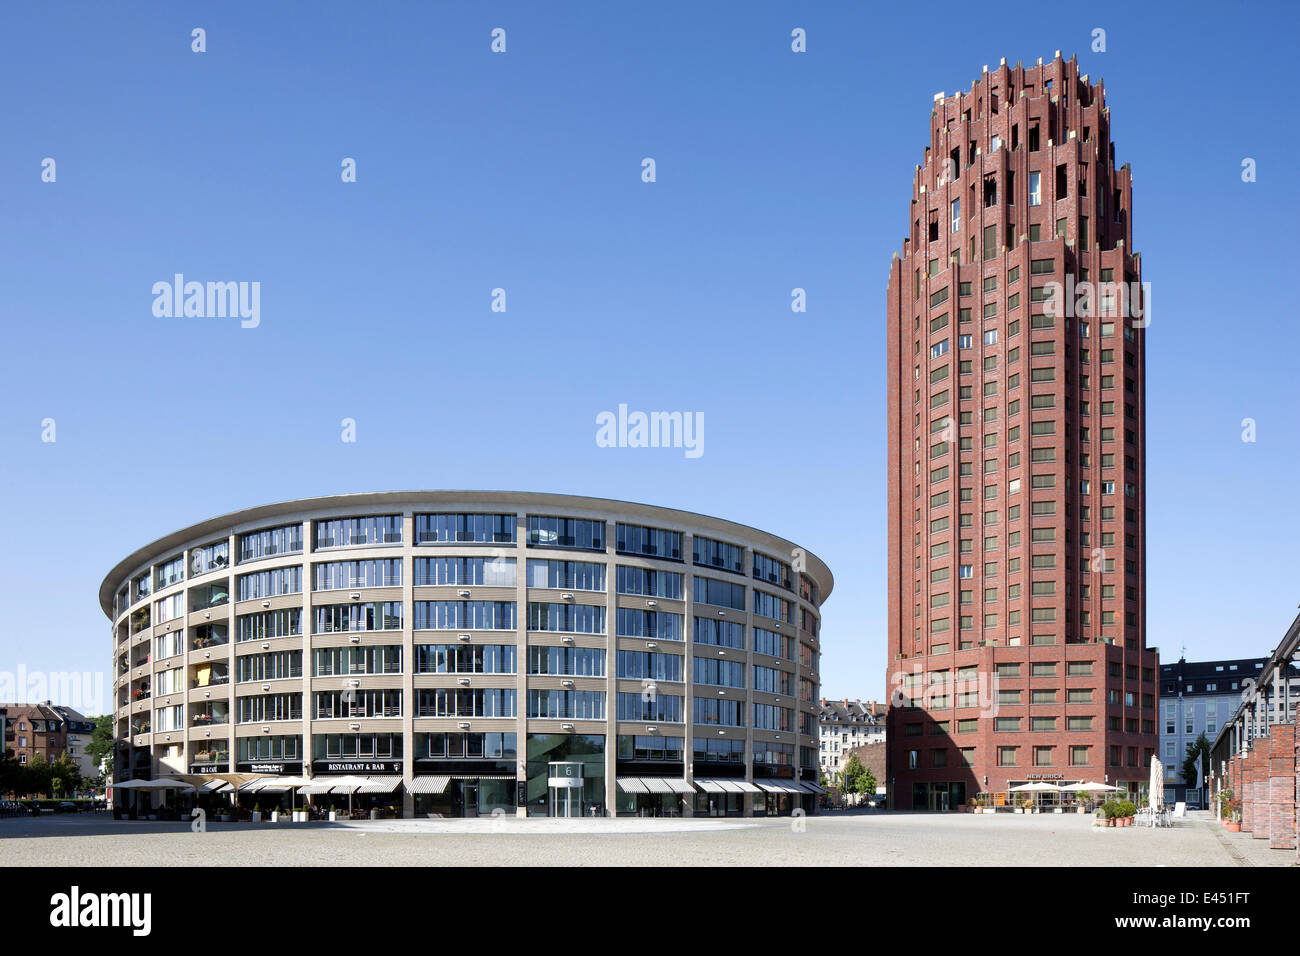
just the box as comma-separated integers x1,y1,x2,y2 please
121,733,824,819
902,778,1147,811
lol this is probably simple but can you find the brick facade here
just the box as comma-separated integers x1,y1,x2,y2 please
885,53,1156,808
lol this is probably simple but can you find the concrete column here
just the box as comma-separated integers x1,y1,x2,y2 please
514,511,528,817
401,512,415,819
602,518,616,818
682,535,696,818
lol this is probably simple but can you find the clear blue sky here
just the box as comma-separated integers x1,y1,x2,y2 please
1,1,1297,714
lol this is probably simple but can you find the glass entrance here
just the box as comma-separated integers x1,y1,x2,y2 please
548,761,584,817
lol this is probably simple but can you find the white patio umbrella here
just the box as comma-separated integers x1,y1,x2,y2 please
1070,781,1121,792
274,776,309,815
321,775,371,816
1009,781,1060,810
1148,756,1164,828
133,778,197,791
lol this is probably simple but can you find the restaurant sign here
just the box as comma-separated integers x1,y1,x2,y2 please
313,760,403,773
237,761,304,774
1027,773,1065,780
190,762,229,774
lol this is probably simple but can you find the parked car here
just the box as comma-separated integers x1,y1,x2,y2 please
56,801,78,813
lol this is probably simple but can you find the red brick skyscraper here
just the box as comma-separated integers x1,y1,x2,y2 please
885,53,1157,810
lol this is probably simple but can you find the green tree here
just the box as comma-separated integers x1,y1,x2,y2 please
1181,732,1211,790
0,748,19,797
23,752,52,797
855,767,878,798
49,753,82,797
86,715,115,779
841,754,865,797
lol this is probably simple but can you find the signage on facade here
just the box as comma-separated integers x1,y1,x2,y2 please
190,763,229,774
313,760,402,773
237,761,303,774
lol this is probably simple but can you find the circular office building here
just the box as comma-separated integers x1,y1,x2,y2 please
101,491,832,819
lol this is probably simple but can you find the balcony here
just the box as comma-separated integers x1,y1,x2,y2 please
192,625,229,651
191,748,229,765
192,672,230,688
189,583,230,610
191,709,229,727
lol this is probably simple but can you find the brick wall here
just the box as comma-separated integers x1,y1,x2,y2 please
1268,725,1296,850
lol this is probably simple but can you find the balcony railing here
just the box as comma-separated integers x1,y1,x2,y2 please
190,713,228,726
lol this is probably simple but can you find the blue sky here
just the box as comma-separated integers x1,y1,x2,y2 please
1,1,1297,713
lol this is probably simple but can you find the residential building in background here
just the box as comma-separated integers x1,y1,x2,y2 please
100,491,832,818
818,698,886,778
53,706,98,780
885,53,1157,809
1160,655,1300,805
0,702,68,766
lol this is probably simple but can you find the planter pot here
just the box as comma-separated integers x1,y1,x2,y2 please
270,811,280,823
1226,822,1240,832
328,811,337,822
1105,818,1115,827
1076,807,1087,814
251,812,262,823
1053,808,1063,814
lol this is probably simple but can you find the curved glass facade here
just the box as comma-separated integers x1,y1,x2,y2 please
102,491,831,818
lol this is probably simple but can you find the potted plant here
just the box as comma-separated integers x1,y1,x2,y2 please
1022,797,1035,814
1225,798,1242,832
1216,789,1234,825
251,801,262,823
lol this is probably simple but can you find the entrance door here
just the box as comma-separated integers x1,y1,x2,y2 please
547,761,584,817
462,782,479,818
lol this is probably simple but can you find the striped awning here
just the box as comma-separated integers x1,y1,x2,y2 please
408,776,451,794
299,783,334,795
733,781,763,794
694,779,726,793
358,776,403,794
198,779,232,793
617,778,649,793
663,779,695,794
757,780,803,794
800,781,827,794
715,780,746,793
642,777,675,794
